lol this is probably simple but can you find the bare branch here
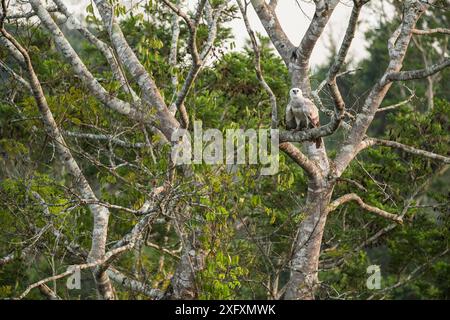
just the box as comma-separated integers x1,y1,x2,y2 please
0,58,31,91
168,1,182,114
328,193,403,224
327,2,363,81
5,5,58,20
17,259,102,299
377,90,415,112
326,1,364,119
336,177,367,192
146,241,181,259
312,69,360,130
160,0,193,30
279,115,341,143
387,58,450,82
167,1,227,128
360,138,450,164
64,131,150,149
412,28,450,35
237,0,278,128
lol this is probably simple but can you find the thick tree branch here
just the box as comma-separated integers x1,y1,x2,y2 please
291,0,339,93
250,0,294,66
279,142,322,180
92,0,179,140
29,0,136,118
279,115,341,143
52,0,139,101
387,57,450,81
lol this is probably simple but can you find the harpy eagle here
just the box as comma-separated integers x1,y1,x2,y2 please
285,87,322,148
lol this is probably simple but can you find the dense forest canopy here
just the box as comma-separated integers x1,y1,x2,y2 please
0,0,449,300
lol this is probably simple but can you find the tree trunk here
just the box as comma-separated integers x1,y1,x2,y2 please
283,180,333,300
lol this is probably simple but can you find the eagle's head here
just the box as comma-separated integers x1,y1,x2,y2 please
290,87,303,99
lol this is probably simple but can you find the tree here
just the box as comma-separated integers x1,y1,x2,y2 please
0,0,449,300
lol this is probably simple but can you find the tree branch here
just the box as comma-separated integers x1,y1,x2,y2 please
328,193,403,224
387,57,450,82
5,5,58,20
377,90,415,112
29,0,137,118
250,0,294,66
166,1,227,129
64,131,150,149
92,0,179,140
107,267,163,299
38,284,61,300
279,142,322,180
168,1,182,114
326,1,364,118
279,115,341,143
52,0,139,101
360,137,450,164
0,58,31,91
412,28,450,35
237,0,278,129
291,0,339,93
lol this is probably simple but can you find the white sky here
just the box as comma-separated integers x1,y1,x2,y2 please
63,0,387,68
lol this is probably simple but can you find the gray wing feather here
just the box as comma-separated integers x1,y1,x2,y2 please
285,102,297,130
304,98,320,127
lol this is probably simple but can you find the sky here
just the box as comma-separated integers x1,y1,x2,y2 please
61,0,384,68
